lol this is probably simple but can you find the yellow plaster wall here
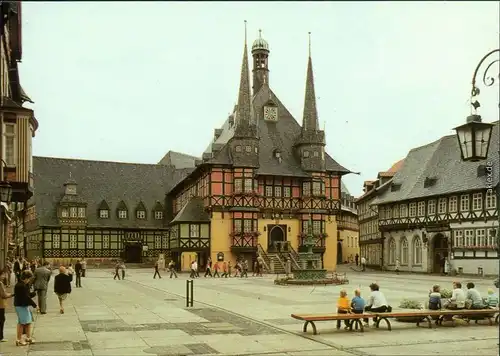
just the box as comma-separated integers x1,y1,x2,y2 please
257,219,301,251
210,212,234,265
339,229,360,263
324,215,339,271
180,252,197,271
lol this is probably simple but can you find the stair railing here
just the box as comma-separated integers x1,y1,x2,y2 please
257,243,271,272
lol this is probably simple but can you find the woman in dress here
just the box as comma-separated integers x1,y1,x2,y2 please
54,266,72,314
13,270,37,346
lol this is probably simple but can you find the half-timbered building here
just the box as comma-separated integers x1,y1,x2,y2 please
356,160,403,268
337,184,359,264
24,154,192,264
372,124,499,275
166,30,351,272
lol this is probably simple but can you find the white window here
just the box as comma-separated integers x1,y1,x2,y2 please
154,211,163,220
283,186,291,197
417,202,425,216
312,220,322,234
244,178,253,193
99,209,109,219
234,220,242,232
118,210,127,219
392,205,399,218
243,219,252,232
400,204,407,218
449,196,458,212
61,208,69,218
86,235,94,249
472,192,482,211
302,182,310,196
274,186,282,197
386,206,392,219
464,229,474,247
460,195,469,212
486,190,497,209
70,207,77,218
69,234,77,249
265,186,273,196
78,207,86,218
475,229,485,247
412,237,422,265
28,125,33,173
234,179,242,193
190,224,200,237
401,238,408,265
53,234,60,248
409,203,416,217
438,198,447,214
388,238,396,265
136,210,146,219
427,200,436,215
155,235,162,249
487,229,497,247
312,181,322,196
102,235,109,249
3,123,16,166
453,230,464,248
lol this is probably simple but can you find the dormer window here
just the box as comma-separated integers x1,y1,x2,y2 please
155,211,164,220
118,210,128,219
70,207,77,218
61,208,69,217
117,200,128,219
313,151,319,157
78,207,86,218
99,209,109,219
245,145,251,153
424,177,437,188
303,150,309,158
136,210,146,219
235,145,242,152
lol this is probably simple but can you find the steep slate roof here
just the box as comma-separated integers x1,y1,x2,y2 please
203,85,350,176
373,122,499,205
171,197,210,223
32,156,192,228
158,151,199,169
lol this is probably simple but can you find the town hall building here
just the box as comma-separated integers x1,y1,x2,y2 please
23,28,353,271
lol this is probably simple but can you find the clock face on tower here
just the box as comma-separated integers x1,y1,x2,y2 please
264,106,278,121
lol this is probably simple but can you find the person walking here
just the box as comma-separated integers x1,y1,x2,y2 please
0,268,13,342
5,259,13,287
395,258,400,275
113,261,121,280
13,257,21,283
74,260,82,288
221,261,228,278
213,262,220,278
81,259,87,277
204,258,212,278
14,270,37,346
168,260,178,278
54,266,72,314
361,256,366,272
33,262,51,314
241,260,248,278
120,261,126,280
355,253,359,266
190,260,198,279
153,261,161,279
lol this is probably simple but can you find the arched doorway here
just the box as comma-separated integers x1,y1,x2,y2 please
337,241,343,264
432,233,448,273
268,225,285,251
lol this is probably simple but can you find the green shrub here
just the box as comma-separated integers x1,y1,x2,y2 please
440,289,452,298
399,299,423,309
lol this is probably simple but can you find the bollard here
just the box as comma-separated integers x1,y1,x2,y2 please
186,280,194,307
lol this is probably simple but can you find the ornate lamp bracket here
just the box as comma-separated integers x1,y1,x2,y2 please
470,49,499,112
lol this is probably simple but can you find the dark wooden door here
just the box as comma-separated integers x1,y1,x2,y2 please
125,243,142,263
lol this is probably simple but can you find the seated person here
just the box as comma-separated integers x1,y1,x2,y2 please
444,281,465,310
364,283,391,326
465,282,485,309
485,288,499,308
336,289,351,330
428,284,442,310
351,288,366,327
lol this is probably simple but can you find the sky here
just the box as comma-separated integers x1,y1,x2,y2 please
19,1,499,197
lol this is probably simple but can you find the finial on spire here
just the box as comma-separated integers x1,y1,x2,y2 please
244,20,247,44
69,171,72,179
259,28,262,38
308,32,312,57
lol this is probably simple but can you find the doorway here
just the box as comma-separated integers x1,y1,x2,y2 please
337,241,343,265
268,225,286,251
432,233,448,273
124,243,142,263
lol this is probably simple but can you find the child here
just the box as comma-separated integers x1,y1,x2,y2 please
336,289,351,330
428,285,442,310
351,288,366,327
485,288,499,308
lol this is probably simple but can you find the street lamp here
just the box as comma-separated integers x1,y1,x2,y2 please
0,181,12,204
454,49,499,161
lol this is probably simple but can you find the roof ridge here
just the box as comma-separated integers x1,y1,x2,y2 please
34,155,177,168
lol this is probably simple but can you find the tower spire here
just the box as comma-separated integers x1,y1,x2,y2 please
302,32,319,132
235,20,252,135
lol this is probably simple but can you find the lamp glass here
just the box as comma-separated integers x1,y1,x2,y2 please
454,118,494,162
0,182,12,203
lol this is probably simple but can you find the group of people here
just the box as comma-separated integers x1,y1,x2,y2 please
0,257,87,346
335,280,499,330
189,257,264,279
153,260,178,279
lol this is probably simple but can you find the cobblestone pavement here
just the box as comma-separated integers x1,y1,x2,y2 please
0,268,498,356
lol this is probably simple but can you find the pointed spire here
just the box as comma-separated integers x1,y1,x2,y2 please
235,20,252,133
302,32,319,132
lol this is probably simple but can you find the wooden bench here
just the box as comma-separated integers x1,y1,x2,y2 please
291,308,499,335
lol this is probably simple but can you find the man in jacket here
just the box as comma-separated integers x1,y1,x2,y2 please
33,261,52,314
13,257,21,283
74,260,83,288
